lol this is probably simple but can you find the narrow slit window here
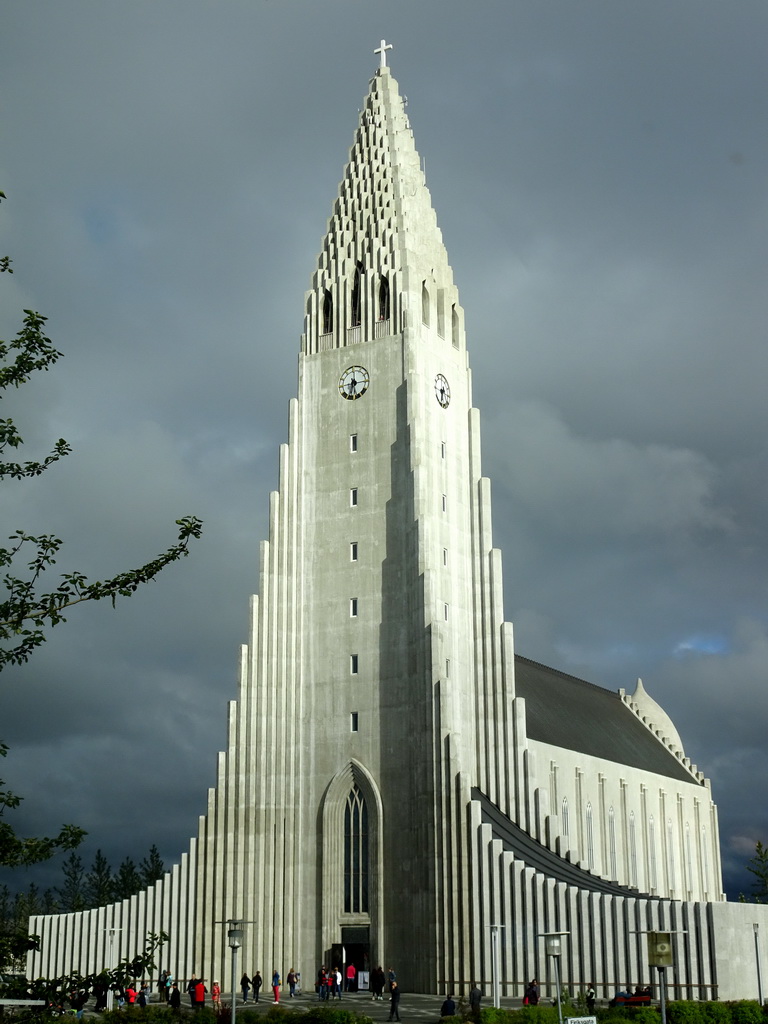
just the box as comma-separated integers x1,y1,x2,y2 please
443,548,448,566
441,442,446,459
444,603,449,621
350,598,358,617
350,542,358,561
350,433,358,453
351,263,363,327
442,494,447,513
378,275,390,320
350,654,359,674
322,290,333,334
350,712,359,733
350,488,358,507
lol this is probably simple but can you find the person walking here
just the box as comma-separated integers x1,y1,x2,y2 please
212,981,221,1009
272,969,281,1003
287,970,297,998
253,971,263,1002
586,983,596,1014
469,984,482,1014
169,984,181,1012
388,981,401,1022
240,973,251,1003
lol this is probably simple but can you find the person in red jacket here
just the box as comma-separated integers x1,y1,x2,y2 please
194,979,207,1009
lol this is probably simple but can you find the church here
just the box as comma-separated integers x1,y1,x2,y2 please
29,46,767,1002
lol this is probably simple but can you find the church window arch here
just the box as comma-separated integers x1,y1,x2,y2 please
351,264,363,327
322,290,333,334
422,282,430,326
321,761,382,947
561,797,569,837
378,276,390,321
585,802,594,869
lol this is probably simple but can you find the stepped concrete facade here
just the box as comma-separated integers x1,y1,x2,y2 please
29,52,768,1001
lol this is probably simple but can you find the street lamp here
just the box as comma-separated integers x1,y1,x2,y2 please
227,922,244,1024
488,925,505,1008
754,924,763,1005
539,932,569,1024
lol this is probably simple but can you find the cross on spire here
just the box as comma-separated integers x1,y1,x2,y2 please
374,39,393,68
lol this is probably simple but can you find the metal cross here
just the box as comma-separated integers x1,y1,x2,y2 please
374,39,393,68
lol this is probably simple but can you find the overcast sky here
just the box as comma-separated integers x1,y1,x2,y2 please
1,1,766,905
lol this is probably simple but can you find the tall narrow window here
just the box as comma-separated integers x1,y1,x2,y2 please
442,494,447,512
350,712,359,732
667,817,676,892
437,291,445,338
444,603,449,620
452,304,460,348
422,282,430,326
343,784,369,913
350,598,358,617
441,442,446,459
351,264,363,327
322,290,333,333
350,434,358,453
350,542,358,561
562,797,570,837
350,488,358,507
628,811,637,887
350,654,359,674
378,275,390,320
443,548,448,566
586,802,595,870
609,806,617,880
649,815,657,890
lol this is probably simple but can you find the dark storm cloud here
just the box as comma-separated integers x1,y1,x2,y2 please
1,0,766,901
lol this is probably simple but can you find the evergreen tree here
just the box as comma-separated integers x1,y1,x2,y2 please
746,840,768,902
113,857,142,901
55,851,86,912
84,848,114,907
139,844,165,887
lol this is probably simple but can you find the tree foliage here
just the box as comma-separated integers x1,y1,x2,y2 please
744,840,768,903
0,198,202,669
0,190,196,983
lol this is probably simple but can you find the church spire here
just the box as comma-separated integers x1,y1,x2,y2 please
302,51,463,355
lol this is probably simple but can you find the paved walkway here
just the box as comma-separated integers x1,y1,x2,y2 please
220,990,518,1021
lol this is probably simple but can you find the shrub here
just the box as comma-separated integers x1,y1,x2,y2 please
701,1003,731,1024
514,1005,560,1024
727,1002,764,1024
667,1001,705,1024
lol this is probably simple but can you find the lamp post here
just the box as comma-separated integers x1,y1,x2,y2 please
488,925,505,1008
539,932,569,1024
103,927,122,1011
754,924,763,1005
228,922,244,1024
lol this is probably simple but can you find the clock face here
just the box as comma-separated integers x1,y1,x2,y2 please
339,365,370,400
434,373,450,408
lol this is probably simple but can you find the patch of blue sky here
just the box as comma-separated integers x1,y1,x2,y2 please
673,634,729,656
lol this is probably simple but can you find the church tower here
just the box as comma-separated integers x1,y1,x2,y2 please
29,47,768,1002
195,49,517,989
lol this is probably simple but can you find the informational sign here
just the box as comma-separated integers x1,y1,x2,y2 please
647,931,674,968
565,1016,596,1024
358,971,370,992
